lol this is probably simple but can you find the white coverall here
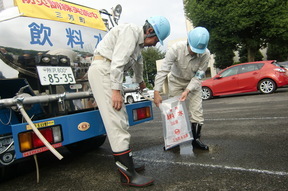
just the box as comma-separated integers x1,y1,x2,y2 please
88,24,144,152
154,41,211,124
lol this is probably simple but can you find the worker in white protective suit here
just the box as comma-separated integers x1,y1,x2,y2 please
88,16,170,187
154,27,210,151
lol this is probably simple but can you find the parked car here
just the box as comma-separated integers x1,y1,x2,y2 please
278,61,288,69
124,91,146,104
279,61,288,77
123,83,154,104
123,83,139,91
201,60,288,100
143,88,155,99
280,62,288,77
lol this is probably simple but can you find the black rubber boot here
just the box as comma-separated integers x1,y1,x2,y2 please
191,123,209,150
113,149,154,187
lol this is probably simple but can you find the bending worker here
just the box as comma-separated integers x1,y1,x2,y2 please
154,27,210,151
88,16,170,187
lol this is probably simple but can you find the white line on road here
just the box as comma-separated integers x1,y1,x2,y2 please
129,117,288,176
135,157,288,176
205,117,288,121
96,152,288,176
147,116,288,123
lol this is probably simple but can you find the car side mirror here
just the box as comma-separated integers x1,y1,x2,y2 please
214,75,222,79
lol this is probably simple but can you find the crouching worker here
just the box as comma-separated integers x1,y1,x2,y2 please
154,27,210,151
88,16,170,187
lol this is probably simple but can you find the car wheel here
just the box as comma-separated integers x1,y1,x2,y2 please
127,96,134,104
202,87,212,100
258,79,276,94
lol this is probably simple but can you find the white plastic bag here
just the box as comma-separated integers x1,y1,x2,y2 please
160,96,193,150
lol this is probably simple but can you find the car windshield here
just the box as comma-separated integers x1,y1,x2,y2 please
219,66,239,77
123,83,139,89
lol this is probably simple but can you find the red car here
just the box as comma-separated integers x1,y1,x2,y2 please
201,60,288,100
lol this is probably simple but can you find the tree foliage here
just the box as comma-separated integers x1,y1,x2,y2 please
267,40,288,61
184,0,288,68
141,47,165,88
211,41,235,69
239,46,263,63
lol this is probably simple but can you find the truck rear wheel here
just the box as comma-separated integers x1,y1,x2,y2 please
0,163,19,182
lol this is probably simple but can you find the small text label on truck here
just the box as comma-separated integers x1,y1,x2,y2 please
26,120,55,130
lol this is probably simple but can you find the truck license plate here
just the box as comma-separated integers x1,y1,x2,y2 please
37,66,76,85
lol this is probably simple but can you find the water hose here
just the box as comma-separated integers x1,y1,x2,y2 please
33,154,40,183
138,90,154,102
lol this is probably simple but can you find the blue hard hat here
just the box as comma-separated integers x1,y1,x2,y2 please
188,27,210,54
147,16,171,45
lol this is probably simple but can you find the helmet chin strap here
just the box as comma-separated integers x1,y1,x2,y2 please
144,32,156,40
143,20,156,40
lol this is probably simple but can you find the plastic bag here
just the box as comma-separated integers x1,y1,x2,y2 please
160,96,193,150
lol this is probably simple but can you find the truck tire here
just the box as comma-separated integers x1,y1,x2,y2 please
0,164,18,182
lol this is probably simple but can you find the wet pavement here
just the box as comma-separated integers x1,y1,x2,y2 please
1,87,288,190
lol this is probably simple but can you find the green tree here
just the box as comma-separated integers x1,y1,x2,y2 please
141,47,165,88
210,40,235,69
267,40,288,61
184,0,288,66
238,46,263,63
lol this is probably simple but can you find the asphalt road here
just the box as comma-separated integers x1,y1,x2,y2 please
1,87,288,191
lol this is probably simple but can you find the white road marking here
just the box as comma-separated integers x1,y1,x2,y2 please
147,116,288,123
135,157,288,176
97,153,288,176
205,117,288,121
131,117,288,176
